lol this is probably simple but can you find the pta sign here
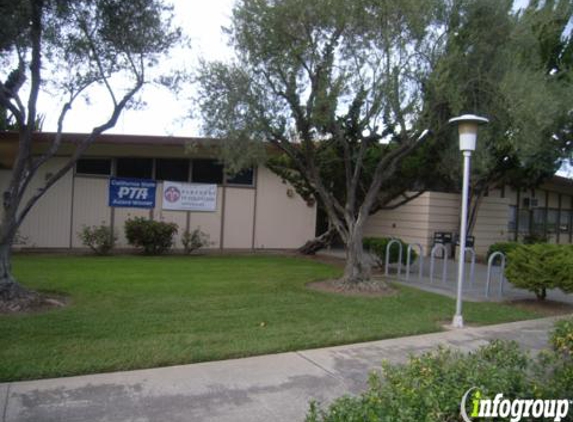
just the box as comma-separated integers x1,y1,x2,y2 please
109,178,156,209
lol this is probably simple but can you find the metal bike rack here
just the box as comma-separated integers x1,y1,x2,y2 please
429,244,448,284
385,239,403,277
464,247,476,289
486,252,506,298
405,243,424,282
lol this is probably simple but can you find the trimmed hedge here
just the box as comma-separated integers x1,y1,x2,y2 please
363,237,416,267
306,320,573,422
486,241,520,260
124,217,178,255
505,244,573,300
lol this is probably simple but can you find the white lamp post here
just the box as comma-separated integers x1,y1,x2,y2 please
448,114,489,328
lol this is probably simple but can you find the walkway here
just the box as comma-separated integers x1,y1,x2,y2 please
317,248,573,304
0,317,565,422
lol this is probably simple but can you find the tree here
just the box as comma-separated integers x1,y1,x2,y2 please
0,0,180,303
197,0,450,286
426,0,573,235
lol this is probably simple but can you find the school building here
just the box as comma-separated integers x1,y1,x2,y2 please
1,132,572,257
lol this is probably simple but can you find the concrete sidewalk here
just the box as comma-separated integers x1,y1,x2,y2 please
1,317,566,422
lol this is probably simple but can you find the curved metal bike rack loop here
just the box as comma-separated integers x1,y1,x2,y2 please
486,251,506,298
385,239,403,277
406,243,424,282
464,247,476,289
429,244,448,285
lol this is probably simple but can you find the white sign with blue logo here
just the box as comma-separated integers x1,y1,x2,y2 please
162,181,217,212
109,177,157,209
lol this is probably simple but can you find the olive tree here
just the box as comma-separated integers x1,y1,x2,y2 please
197,0,449,286
0,0,180,303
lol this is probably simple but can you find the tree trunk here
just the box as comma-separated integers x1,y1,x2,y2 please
298,228,336,255
342,224,372,285
0,242,32,302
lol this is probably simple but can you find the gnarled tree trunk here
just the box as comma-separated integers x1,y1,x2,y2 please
298,227,336,255
0,238,32,302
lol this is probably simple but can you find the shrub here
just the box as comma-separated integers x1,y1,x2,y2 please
551,317,573,357
306,340,534,422
181,228,211,254
505,244,573,300
547,245,573,294
523,233,548,244
363,237,416,268
78,224,116,255
307,319,573,422
124,217,178,255
486,241,520,260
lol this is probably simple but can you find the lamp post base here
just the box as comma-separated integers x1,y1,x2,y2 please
452,314,464,329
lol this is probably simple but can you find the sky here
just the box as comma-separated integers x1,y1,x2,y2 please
33,0,572,177
39,0,235,137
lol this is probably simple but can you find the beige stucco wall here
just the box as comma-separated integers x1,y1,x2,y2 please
472,196,510,256
18,158,73,248
365,191,510,257
254,166,316,249
0,159,315,251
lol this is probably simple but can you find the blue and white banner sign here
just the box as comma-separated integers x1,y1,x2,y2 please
109,177,156,209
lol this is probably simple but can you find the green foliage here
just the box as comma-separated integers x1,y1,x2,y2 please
523,233,549,244
124,217,178,255
551,318,573,357
486,241,520,259
307,326,573,422
78,224,116,256
363,237,416,267
505,244,573,300
181,228,211,254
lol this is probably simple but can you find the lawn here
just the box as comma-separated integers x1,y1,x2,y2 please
0,254,540,382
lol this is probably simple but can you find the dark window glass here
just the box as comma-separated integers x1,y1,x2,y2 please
560,210,571,233
156,159,189,182
116,158,153,179
227,168,254,186
532,208,546,233
508,206,517,231
192,159,223,184
76,158,111,176
518,209,530,233
547,209,559,233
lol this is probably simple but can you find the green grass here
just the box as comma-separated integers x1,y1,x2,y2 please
0,254,540,382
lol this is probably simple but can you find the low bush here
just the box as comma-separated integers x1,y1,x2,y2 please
124,217,178,255
363,237,416,268
78,224,116,255
505,244,573,300
306,320,573,422
486,241,520,260
551,317,573,357
181,228,211,254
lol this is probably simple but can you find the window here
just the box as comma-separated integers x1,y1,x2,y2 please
518,209,530,233
547,209,559,233
508,206,517,231
560,210,571,233
76,158,111,176
227,168,254,186
156,159,189,182
531,209,546,234
192,159,223,184
116,158,153,179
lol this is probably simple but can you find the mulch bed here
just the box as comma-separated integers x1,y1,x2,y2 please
0,293,68,315
505,298,573,317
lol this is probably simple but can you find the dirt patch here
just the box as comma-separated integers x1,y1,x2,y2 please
0,293,69,315
505,299,573,317
307,278,397,297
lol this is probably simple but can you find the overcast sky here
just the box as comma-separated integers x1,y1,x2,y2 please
39,0,235,137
